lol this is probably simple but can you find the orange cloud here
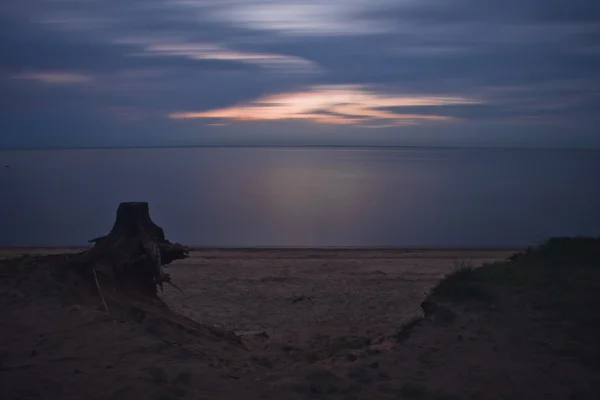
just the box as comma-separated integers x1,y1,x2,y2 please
169,85,480,126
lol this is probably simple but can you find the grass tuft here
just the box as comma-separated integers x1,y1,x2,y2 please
427,237,600,366
431,260,495,303
432,237,600,303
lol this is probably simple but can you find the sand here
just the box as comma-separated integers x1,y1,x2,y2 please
160,249,514,353
2,247,598,399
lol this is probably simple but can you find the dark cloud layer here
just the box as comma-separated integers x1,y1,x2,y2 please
1,0,599,148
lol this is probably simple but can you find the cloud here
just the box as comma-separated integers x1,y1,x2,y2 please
12,71,93,85
204,0,398,36
169,84,479,126
127,40,321,73
2,0,600,148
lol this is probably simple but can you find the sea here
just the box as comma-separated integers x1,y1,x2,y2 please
1,146,599,247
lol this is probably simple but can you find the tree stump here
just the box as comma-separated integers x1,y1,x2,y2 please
83,202,189,298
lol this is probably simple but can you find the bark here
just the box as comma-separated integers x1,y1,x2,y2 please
83,202,189,297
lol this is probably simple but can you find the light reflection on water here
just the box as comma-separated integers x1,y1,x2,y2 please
1,147,599,247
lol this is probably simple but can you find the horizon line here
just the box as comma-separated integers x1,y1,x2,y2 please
2,143,600,152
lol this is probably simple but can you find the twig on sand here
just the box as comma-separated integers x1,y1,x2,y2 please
288,295,313,304
166,280,186,295
92,268,109,313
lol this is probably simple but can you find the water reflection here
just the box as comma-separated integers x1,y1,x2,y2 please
1,147,599,247
257,153,379,245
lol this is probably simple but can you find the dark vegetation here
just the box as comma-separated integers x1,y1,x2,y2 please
433,237,600,302
430,236,600,367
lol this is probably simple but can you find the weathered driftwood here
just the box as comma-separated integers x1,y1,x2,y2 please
83,202,189,298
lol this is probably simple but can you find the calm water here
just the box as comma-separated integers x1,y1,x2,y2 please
1,147,599,247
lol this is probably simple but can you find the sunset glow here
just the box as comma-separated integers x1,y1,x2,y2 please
169,85,479,126
3,0,599,148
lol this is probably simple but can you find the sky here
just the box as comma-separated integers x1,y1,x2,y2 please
1,0,600,149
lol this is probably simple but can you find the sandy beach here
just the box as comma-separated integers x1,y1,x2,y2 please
2,246,599,399
160,249,515,351
0,247,514,351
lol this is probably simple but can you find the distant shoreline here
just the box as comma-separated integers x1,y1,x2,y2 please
0,246,525,253
2,144,599,151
